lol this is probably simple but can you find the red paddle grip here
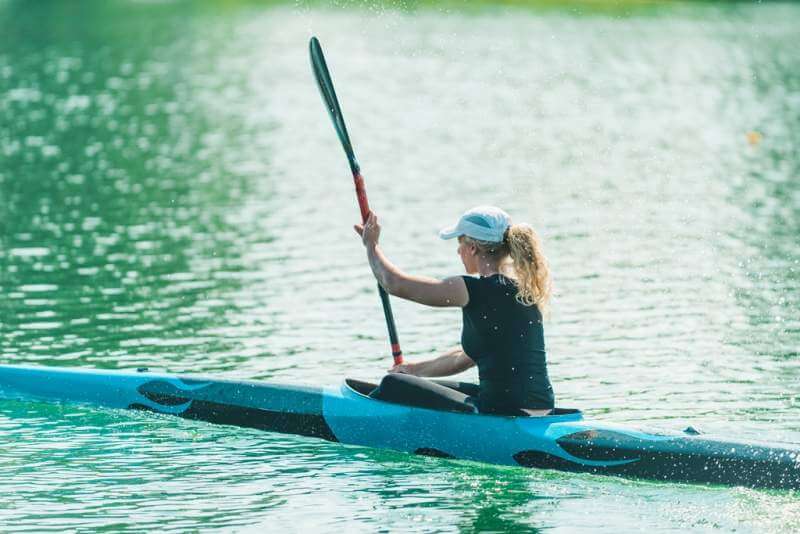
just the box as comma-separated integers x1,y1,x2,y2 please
353,172,370,222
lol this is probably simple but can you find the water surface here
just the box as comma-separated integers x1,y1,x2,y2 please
1,0,799,531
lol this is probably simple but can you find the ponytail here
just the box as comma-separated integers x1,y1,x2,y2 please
462,223,552,315
506,224,552,313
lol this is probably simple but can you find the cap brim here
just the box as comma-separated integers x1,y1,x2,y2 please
438,225,460,240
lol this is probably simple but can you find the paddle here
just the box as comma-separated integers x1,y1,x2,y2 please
309,36,404,366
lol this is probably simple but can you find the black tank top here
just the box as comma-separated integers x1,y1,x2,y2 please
460,274,554,412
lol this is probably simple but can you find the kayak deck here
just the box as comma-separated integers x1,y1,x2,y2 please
0,364,798,491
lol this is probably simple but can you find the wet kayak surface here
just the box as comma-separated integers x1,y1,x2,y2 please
1,0,799,532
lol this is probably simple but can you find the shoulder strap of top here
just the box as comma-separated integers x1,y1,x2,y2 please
461,275,483,310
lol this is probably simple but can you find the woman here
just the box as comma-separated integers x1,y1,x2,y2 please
354,205,554,416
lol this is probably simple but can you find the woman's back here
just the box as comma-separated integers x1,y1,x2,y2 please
461,274,554,412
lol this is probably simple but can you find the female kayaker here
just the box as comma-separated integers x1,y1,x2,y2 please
354,205,554,416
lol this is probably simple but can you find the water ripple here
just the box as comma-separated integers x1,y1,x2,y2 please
1,1,799,531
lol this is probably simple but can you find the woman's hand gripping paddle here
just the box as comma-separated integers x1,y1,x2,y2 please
309,36,404,365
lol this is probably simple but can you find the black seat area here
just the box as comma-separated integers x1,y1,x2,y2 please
346,377,581,417
367,374,477,414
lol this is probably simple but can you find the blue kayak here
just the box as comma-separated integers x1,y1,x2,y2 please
0,364,798,490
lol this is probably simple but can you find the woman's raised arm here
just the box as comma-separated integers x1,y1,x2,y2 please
355,213,469,308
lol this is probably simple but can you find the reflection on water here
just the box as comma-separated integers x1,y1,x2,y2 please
0,0,266,368
1,0,799,532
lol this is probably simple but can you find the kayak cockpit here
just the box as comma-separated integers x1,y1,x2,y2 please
344,378,582,419
344,378,380,396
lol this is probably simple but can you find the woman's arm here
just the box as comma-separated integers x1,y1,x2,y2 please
366,244,468,307
391,346,475,377
355,213,469,308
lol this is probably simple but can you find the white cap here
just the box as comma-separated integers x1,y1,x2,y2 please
438,206,511,243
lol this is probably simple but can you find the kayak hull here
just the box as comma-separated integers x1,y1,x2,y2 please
1,364,798,490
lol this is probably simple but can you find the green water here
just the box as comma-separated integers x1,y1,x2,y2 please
1,0,799,531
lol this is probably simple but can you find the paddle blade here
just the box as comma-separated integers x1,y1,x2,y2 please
309,36,359,174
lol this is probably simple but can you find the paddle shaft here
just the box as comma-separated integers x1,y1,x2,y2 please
352,171,403,365
309,37,403,365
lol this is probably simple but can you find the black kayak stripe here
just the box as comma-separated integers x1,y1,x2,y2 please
130,379,338,442
514,447,800,490
129,399,338,442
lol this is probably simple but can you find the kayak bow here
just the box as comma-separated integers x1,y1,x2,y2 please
0,364,798,491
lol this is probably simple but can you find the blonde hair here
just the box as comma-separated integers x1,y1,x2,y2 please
463,224,552,314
